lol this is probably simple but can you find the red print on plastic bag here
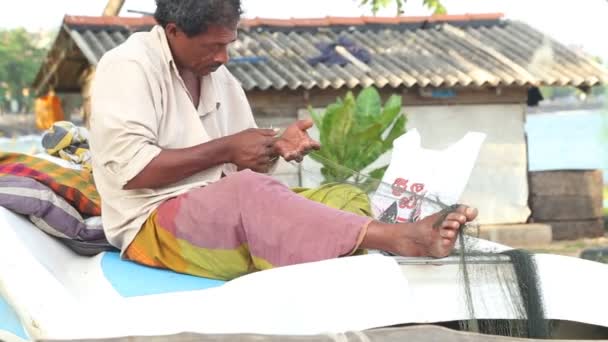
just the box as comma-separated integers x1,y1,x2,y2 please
393,179,426,209
410,183,424,193
391,178,408,196
398,195,417,209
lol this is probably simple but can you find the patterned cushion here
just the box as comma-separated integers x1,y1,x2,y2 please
0,175,114,256
0,152,100,216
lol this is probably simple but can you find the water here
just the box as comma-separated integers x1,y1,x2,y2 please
526,109,608,182
526,109,608,209
0,135,43,154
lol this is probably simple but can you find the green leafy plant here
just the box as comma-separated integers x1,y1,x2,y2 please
309,87,407,188
359,0,447,15
0,28,48,113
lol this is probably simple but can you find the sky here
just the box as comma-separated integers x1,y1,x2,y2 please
1,0,607,60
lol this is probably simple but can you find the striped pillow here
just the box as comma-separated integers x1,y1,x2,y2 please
0,152,100,216
0,175,114,256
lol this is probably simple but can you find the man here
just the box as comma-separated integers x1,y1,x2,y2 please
90,0,477,281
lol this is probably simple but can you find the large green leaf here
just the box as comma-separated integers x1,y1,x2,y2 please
383,115,407,150
357,140,385,172
368,165,389,180
377,95,403,128
355,87,381,119
308,150,330,164
382,95,402,115
350,95,400,137
320,102,342,131
335,92,356,141
350,121,384,143
326,92,356,161
318,102,343,156
308,106,323,130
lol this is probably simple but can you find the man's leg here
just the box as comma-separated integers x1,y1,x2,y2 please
125,170,476,280
291,183,477,258
292,183,373,256
292,183,373,217
125,170,370,280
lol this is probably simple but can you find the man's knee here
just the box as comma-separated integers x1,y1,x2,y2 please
229,169,282,190
299,183,371,216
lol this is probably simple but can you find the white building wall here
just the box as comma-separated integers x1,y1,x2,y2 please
404,104,531,225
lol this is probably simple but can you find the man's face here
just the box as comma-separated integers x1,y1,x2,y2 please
167,24,238,76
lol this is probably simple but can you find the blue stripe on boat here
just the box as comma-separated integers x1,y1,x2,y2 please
101,251,225,297
0,294,29,340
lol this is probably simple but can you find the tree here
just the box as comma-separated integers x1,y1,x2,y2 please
309,87,407,189
0,29,47,113
602,87,608,188
359,0,447,15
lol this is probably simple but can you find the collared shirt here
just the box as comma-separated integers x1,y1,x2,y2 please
90,25,256,252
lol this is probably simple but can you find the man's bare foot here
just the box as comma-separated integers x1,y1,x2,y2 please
392,205,478,258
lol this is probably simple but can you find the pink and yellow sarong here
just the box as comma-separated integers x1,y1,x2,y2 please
125,170,373,280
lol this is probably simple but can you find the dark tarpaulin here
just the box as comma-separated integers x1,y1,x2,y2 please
308,36,372,67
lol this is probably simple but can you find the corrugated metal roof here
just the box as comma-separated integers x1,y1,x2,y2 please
35,14,608,92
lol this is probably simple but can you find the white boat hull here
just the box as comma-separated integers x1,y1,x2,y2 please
0,207,607,341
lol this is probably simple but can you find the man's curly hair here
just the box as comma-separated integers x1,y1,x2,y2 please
154,0,242,37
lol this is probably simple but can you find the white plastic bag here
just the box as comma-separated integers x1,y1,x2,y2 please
371,129,486,222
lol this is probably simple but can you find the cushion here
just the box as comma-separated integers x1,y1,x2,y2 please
101,252,225,297
0,152,100,216
0,175,114,256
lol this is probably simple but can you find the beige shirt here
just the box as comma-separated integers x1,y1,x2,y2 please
90,25,256,251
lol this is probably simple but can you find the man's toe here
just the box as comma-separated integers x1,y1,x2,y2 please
465,207,478,220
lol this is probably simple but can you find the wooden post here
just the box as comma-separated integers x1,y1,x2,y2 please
79,67,96,128
102,0,125,16
87,0,125,127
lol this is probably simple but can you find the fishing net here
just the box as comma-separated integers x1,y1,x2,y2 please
291,151,551,339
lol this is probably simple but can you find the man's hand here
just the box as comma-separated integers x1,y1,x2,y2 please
274,119,321,162
226,128,278,173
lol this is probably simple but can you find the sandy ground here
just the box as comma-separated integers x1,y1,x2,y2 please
526,233,608,259
0,113,39,137
0,113,85,137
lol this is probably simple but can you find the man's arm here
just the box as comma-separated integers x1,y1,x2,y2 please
274,119,321,162
124,137,231,190
124,128,279,190
90,60,280,191
125,116,321,189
